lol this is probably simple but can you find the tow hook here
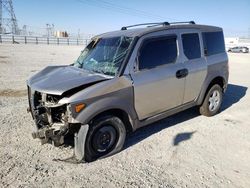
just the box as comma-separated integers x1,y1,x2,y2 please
32,128,65,146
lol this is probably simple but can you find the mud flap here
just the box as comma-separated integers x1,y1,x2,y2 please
74,124,89,162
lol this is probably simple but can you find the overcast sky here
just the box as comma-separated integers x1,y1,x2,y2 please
13,0,250,37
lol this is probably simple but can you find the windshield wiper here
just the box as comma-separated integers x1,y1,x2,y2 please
93,69,106,75
73,59,83,68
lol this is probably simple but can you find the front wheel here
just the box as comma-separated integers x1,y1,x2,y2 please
199,84,223,117
84,115,126,162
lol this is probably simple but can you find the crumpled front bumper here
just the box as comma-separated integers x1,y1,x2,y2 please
27,86,70,146
27,86,91,162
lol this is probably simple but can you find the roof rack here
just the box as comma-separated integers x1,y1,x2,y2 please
121,22,170,30
169,21,195,25
121,21,195,30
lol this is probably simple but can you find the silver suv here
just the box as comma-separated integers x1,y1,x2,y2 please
228,46,249,53
27,21,229,162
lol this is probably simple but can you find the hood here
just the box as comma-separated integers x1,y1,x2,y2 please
27,65,110,95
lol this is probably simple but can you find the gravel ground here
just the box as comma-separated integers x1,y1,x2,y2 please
0,44,250,188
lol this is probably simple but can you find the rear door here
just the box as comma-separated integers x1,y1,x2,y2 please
180,30,207,103
129,31,186,120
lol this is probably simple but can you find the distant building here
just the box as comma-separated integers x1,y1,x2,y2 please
54,31,69,38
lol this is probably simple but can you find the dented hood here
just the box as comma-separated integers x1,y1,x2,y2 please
27,65,110,95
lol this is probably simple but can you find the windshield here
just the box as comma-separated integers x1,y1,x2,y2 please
74,36,133,76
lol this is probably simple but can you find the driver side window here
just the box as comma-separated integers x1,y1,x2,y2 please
138,36,177,70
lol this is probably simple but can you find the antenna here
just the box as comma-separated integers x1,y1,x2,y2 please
0,0,19,34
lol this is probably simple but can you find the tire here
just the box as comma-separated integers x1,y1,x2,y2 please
199,84,223,117
84,115,126,162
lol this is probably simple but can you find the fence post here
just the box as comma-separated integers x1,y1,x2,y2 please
36,37,38,44
47,37,49,45
12,35,15,44
57,38,59,45
77,38,79,45
67,38,69,45
0,35,2,43
24,36,27,44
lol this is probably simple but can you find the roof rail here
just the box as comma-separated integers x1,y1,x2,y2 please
169,21,195,25
121,22,170,30
121,21,195,30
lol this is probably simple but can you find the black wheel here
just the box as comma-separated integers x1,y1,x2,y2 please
199,84,223,117
84,115,126,162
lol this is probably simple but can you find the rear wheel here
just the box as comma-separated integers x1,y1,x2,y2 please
84,115,126,162
199,84,223,116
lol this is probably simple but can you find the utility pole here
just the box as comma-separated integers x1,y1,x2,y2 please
51,24,54,36
0,0,3,33
248,27,250,39
46,23,50,37
0,0,19,34
22,24,27,35
77,28,80,39
46,24,55,37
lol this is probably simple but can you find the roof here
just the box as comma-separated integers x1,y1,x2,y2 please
95,24,223,39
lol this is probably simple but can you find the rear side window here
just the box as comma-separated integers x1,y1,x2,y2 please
182,33,201,59
202,31,225,56
139,36,177,70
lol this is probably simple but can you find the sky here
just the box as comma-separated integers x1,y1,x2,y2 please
12,0,250,37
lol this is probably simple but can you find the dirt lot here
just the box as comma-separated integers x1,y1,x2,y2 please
0,44,250,188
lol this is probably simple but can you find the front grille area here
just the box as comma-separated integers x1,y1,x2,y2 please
46,94,62,104
51,105,67,123
27,86,67,129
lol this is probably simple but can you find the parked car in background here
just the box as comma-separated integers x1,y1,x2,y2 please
228,46,249,53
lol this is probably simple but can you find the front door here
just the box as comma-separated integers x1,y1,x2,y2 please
130,34,186,120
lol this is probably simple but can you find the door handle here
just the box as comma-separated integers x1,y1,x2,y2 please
176,68,188,79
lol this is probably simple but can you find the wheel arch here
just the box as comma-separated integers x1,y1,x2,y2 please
197,76,227,105
74,96,138,132
89,108,134,133
74,107,134,162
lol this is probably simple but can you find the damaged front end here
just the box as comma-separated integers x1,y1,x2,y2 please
27,86,79,146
